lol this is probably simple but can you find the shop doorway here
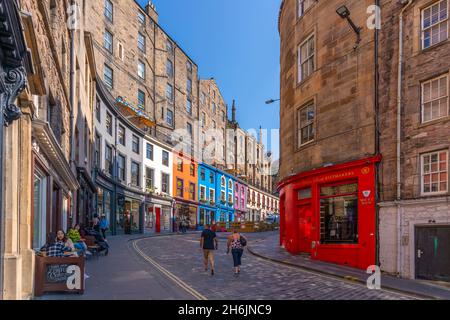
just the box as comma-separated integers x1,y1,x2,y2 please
155,207,161,233
298,204,312,254
415,226,450,282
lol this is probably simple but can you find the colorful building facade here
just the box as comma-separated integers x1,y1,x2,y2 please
173,152,198,230
216,170,236,224
234,180,248,221
198,163,218,229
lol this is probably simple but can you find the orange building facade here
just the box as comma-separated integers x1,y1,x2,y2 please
173,152,198,231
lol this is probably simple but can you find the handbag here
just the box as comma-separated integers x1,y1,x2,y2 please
239,235,247,247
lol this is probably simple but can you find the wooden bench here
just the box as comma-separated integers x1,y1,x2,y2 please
84,236,101,259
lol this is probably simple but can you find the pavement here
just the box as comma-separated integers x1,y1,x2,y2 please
246,231,450,300
34,231,448,300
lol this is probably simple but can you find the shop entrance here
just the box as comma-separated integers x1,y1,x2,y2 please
415,226,450,282
298,204,312,254
155,207,161,233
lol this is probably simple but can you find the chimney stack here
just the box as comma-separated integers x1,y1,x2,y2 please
145,1,158,23
259,126,263,144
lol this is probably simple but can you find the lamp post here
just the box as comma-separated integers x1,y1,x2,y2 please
265,99,280,105
336,5,362,48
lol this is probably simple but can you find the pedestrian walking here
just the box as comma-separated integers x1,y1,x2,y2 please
100,215,109,239
227,230,247,275
92,214,100,232
200,224,218,276
124,211,131,234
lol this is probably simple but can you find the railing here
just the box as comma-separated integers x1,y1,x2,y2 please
215,221,279,233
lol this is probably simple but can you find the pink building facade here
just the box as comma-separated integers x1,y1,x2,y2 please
234,181,248,221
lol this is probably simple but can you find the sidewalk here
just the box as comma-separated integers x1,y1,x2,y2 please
247,232,450,300
36,232,200,300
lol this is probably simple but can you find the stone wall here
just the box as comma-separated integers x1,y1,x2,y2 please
279,0,377,181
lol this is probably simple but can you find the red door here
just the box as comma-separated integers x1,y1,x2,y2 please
298,204,312,254
155,207,161,233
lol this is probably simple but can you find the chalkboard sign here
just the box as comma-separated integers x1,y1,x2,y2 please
46,264,70,283
35,255,85,296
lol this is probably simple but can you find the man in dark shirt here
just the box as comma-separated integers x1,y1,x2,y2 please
200,224,218,275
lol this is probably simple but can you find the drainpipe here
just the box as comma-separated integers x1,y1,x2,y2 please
374,0,381,267
69,0,77,224
397,0,413,276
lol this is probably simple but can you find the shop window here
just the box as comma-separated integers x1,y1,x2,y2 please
298,187,312,200
320,183,358,244
422,0,448,50
421,74,448,123
421,150,448,194
33,173,47,250
199,209,206,227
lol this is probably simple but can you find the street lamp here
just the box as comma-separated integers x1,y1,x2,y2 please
265,99,280,105
336,5,362,48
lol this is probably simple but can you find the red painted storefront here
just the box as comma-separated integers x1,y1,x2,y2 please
278,156,381,270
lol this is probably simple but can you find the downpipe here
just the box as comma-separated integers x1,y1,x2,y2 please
396,0,414,277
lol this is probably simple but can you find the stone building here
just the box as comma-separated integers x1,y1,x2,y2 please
278,0,380,270
84,0,199,145
378,0,450,281
198,78,227,166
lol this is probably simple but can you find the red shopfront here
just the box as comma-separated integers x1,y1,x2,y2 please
278,156,381,270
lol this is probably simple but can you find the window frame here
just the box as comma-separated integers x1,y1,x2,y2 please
117,153,126,182
104,29,113,53
118,124,126,146
104,0,113,22
146,143,154,161
138,61,146,80
298,33,315,83
132,135,140,154
421,0,449,50
138,32,146,53
421,150,448,195
162,150,169,167
297,102,315,147
131,160,141,187
421,74,449,123
104,64,114,89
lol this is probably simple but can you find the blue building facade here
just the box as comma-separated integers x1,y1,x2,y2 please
198,163,218,229
216,169,235,224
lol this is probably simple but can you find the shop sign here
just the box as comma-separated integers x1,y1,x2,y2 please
360,190,374,206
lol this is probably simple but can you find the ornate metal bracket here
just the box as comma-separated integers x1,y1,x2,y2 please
1,66,27,126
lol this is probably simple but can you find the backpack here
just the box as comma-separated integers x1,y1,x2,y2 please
239,236,247,247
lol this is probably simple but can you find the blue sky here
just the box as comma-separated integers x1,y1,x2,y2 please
138,0,281,159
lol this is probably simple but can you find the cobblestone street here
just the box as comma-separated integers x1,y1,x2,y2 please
37,233,420,300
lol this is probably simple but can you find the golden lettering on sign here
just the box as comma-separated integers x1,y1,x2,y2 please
361,167,371,175
313,171,356,183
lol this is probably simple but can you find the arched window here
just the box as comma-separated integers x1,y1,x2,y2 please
228,180,232,189
221,176,226,187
